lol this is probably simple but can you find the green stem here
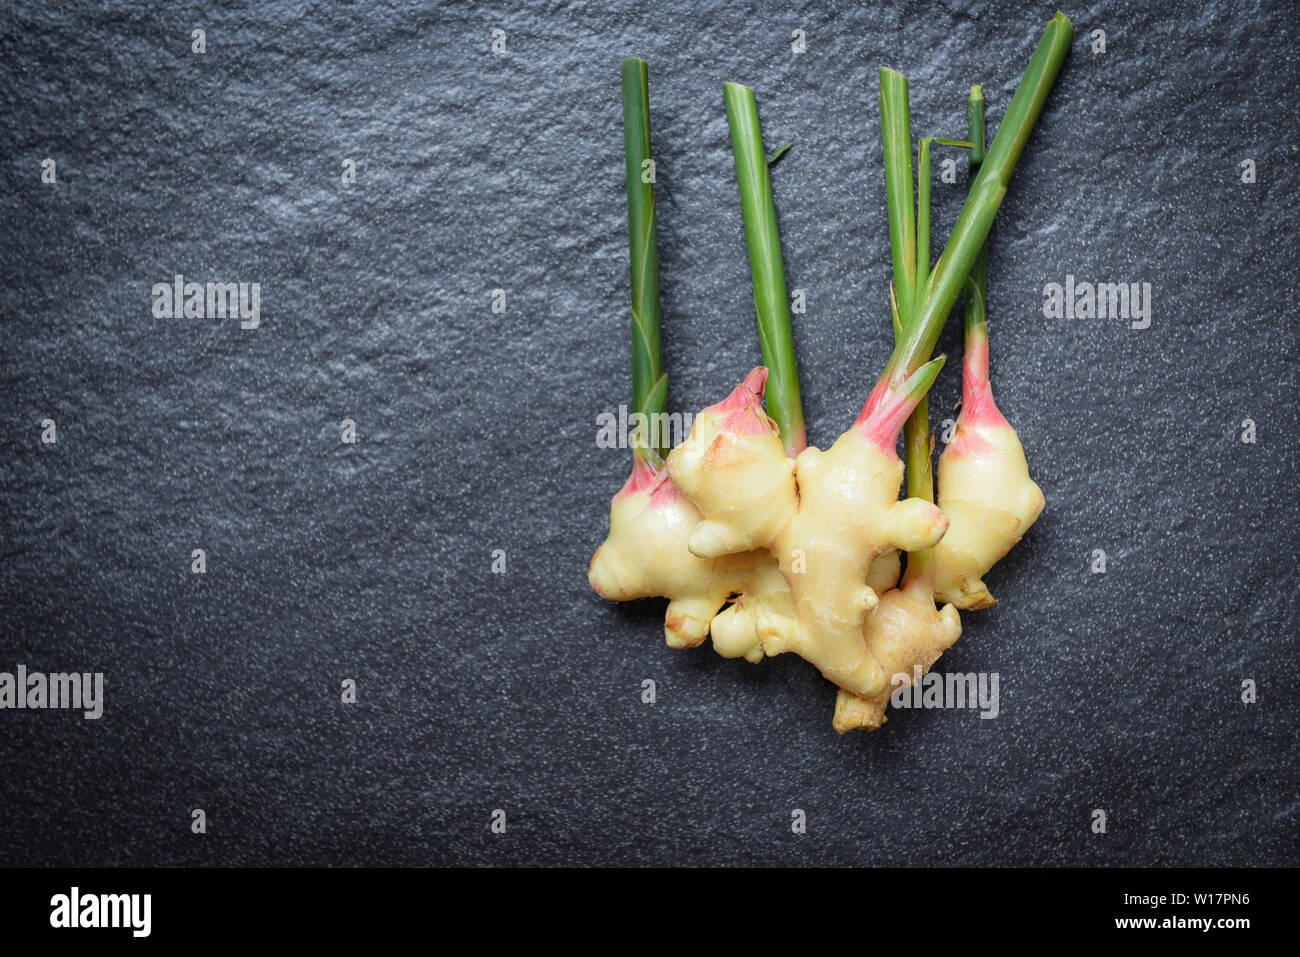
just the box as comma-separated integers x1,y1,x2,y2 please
903,397,934,500
724,81,806,456
878,70,932,522
903,132,931,506
879,69,917,321
902,131,974,584
916,136,931,304
622,58,667,456
965,86,988,344
881,87,973,512
886,12,1072,385
905,130,979,514
916,138,974,308
902,133,972,506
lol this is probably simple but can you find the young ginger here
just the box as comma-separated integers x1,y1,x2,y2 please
589,371,899,669
591,14,1071,734
587,447,749,650
831,577,961,732
932,309,1044,609
667,364,960,709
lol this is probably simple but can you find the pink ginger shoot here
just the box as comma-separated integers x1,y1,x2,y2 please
852,356,946,455
704,366,777,439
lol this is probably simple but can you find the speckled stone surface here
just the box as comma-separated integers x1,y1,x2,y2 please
0,0,1296,866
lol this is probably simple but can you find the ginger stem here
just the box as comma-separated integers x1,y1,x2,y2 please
965,85,988,347
878,68,934,513
867,14,1067,592
622,58,667,455
903,138,974,496
879,69,917,319
877,80,941,558
916,137,975,301
724,82,807,457
961,86,992,412
884,12,1073,388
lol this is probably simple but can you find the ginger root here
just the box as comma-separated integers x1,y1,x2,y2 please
933,323,1044,609
588,450,748,650
589,365,956,731
830,577,961,732
666,365,961,708
590,14,1070,733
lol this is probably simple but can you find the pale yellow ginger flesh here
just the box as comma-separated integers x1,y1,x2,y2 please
830,578,961,732
709,558,793,663
588,457,758,650
587,433,902,668
590,367,976,732
665,374,796,561
932,334,1045,610
667,368,957,703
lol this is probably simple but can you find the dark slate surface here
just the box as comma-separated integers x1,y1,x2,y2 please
1,0,1297,867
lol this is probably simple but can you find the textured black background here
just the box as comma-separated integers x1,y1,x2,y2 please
1,0,1297,867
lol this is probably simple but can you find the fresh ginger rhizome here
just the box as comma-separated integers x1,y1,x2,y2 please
590,17,1069,732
